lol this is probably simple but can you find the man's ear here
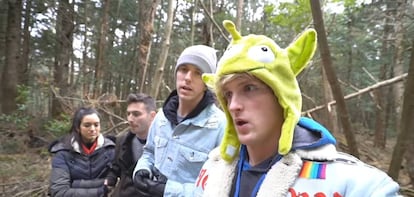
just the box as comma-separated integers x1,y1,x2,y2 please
150,111,157,119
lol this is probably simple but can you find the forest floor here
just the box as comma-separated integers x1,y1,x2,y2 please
0,130,413,196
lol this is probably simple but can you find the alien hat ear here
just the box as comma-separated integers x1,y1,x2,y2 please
287,29,317,76
202,73,216,90
275,29,317,155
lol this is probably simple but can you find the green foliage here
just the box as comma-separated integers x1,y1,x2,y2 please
0,113,29,131
264,0,312,33
0,85,32,130
44,114,71,138
16,84,30,105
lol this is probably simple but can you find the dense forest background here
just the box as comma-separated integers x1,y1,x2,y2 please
1,0,414,196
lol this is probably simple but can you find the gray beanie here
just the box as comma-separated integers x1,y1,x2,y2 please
175,45,217,74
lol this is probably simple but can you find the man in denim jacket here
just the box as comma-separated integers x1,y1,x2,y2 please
133,45,226,197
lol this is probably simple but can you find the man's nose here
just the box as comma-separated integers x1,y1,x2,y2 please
228,95,242,112
184,71,195,80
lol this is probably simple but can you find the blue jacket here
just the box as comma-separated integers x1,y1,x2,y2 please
48,134,115,197
133,90,226,197
194,117,401,197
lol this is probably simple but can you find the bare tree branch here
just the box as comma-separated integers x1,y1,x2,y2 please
303,73,408,115
199,0,230,43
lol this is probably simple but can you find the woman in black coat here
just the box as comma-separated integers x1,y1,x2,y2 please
49,107,115,197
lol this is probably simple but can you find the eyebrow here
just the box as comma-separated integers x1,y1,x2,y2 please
182,64,202,72
223,78,251,90
82,121,100,123
82,122,100,126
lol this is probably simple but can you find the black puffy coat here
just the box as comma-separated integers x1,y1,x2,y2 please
48,134,115,197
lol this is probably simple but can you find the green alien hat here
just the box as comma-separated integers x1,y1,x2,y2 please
203,20,317,162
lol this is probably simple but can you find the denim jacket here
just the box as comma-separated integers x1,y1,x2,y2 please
133,102,226,197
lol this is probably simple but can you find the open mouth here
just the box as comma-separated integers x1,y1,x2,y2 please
181,86,192,91
235,119,247,126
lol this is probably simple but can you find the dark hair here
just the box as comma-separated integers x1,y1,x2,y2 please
69,107,99,144
69,107,100,134
126,93,156,112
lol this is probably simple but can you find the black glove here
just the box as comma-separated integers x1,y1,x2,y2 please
134,169,155,197
134,169,151,190
144,168,167,197
133,169,167,197
152,167,167,184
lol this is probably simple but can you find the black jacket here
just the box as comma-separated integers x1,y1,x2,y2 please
106,131,145,197
48,134,115,197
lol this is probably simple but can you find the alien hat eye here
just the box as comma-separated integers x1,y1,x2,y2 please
218,44,245,65
247,45,275,63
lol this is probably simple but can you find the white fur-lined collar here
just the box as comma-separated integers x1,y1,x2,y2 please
203,148,237,197
202,144,337,197
294,144,337,161
256,153,302,197
71,134,105,153
203,149,303,197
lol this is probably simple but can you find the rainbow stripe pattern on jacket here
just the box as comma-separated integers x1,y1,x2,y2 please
299,161,327,179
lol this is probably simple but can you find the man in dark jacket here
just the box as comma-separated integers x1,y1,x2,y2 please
106,93,156,196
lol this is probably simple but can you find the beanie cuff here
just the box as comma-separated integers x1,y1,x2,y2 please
175,55,212,74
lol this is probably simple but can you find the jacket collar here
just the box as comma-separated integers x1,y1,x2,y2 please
162,89,215,125
72,134,106,154
204,148,321,197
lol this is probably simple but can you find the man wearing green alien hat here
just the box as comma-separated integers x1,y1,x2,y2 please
194,20,401,197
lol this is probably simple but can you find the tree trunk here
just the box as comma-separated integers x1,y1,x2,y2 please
208,0,213,46
51,0,73,118
1,0,22,114
388,0,410,180
309,0,359,157
235,0,243,33
374,3,394,148
150,0,174,99
116,31,126,99
138,0,159,94
121,31,133,99
405,87,414,187
388,39,414,183
81,27,90,98
93,0,110,98
342,10,353,134
0,0,7,85
373,87,386,148
102,24,116,94
321,66,338,134
20,0,32,85
200,0,213,46
391,0,406,120
190,0,198,45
